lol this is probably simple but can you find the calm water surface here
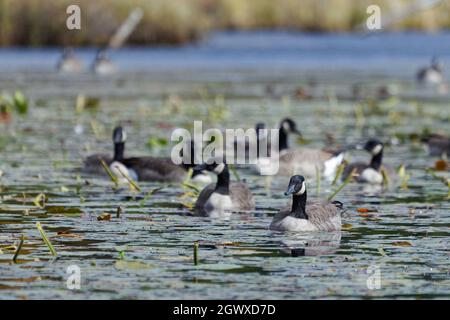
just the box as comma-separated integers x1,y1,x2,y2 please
0,32,449,299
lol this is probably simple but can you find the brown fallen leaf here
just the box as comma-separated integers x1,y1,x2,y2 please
391,241,412,247
216,242,241,247
55,231,82,238
357,207,378,213
434,159,449,171
97,213,111,221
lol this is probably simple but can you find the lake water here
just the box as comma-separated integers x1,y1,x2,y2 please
0,31,449,299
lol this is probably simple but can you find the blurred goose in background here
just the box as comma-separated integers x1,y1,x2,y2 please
342,139,394,184
57,47,84,73
417,57,444,86
270,175,343,232
255,118,346,179
227,122,272,163
421,133,450,157
194,161,255,218
92,49,116,75
83,126,210,183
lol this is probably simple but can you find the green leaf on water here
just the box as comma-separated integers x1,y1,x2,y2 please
327,168,356,201
13,91,28,115
12,235,25,263
139,188,162,207
378,247,387,257
36,222,57,257
146,137,168,151
33,193,47,209
114,260,155,270
193,241,199,266
229,164,241,181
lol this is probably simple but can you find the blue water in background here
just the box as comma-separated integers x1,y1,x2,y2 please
0,31,449,76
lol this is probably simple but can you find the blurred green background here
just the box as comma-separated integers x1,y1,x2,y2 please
0,0,449,47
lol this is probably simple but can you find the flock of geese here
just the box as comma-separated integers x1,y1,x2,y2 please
57,48,116,75
82,118,449,233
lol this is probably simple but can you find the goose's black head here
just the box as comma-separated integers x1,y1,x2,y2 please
280,118,302,137
285,175,306,196
112,126,127,144
194,161,227,175
356,139,384,156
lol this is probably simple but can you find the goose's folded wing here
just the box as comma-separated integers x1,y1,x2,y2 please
280,148,333,163
230,182,255,211
122,156,186,181
306,200,342,231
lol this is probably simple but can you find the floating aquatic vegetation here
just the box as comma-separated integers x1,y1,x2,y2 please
332,163,345,186
229,164,241,181
13,91,29,115
115,245,128,260
193,241,199,266
100,159,119,188
139,188,162,207
146,137,168,151
0,91,29,117
378,248,388,257
381,167,390,188
341,223,352,230
327,168,356,201
391,241,412,247
97,213,111,221
115,260,155,270
33,193,47,209
36,222,57,257
116,206,123,218
398,165,410,190
12,235,25,263
76,95,101,113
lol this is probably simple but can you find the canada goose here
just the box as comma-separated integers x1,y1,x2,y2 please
57,47,84,73
270,175,343,232
255,118,346,179
421,133,450,157
92,49,116,75
417,57,444,86
342,139,392,184
193,161,255,218
83,127,211,183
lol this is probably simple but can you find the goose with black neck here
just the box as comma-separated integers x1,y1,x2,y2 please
194,161,255,218
270,175,344,232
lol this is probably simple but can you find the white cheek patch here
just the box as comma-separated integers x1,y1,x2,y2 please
372,144,382,155
213,163,225,174
295,181,306,195
282,122,290,131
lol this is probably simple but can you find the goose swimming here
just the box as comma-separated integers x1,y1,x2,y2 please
270,175,343,232
194,161,255,218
